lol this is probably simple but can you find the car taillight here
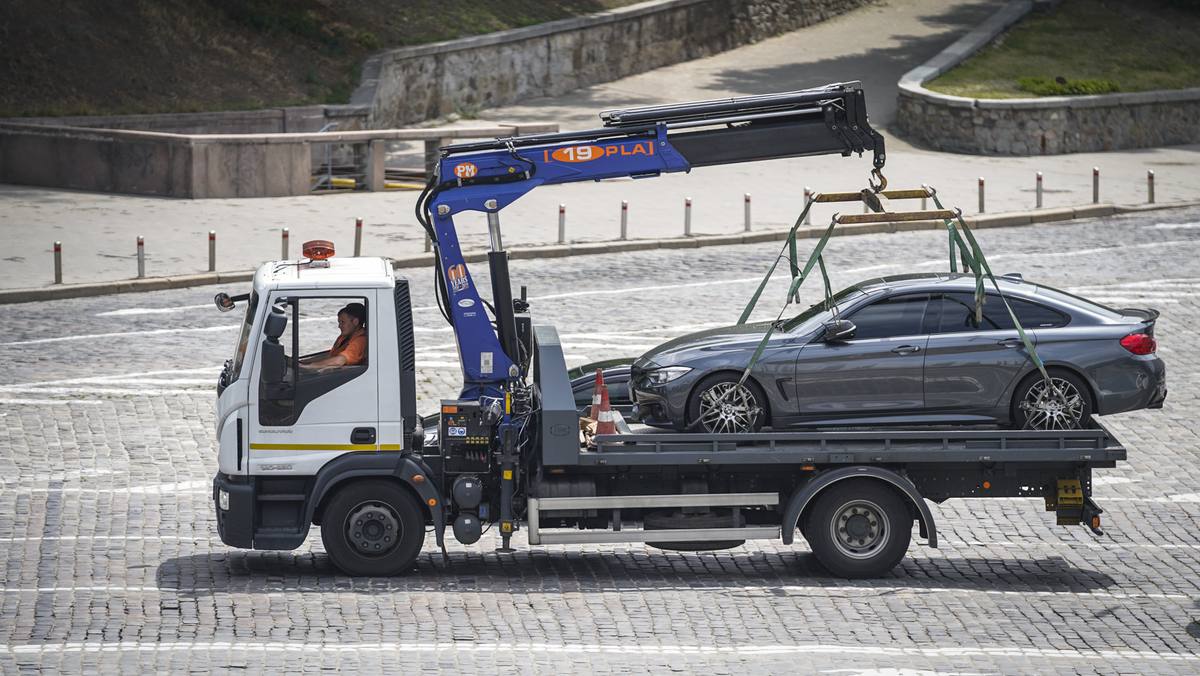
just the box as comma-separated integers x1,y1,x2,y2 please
1120,333,1156,355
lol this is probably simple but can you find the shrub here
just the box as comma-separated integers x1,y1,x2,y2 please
1017,76,1121,96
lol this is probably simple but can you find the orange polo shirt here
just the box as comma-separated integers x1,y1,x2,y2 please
330,328,367,366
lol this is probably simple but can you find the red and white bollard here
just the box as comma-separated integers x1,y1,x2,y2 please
743,193,752,232
1036,172,1044,209
978,177,985,214
53,241,62,284
1092,167,1100,204
558,204,566,244
208,231,216,272
354,217,363,257
282,228,290,259
684,197,692,236
1147,170,1155,204
136,235,145,278
803,186,813,225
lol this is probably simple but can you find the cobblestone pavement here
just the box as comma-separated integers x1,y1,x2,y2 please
1,208,1199,672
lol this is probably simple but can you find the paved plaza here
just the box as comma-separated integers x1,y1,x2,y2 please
1,207,1198,672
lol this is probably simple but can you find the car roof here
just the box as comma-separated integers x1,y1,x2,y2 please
852,272,1030,295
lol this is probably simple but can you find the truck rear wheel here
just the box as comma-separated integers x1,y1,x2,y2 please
320,480,425,576
804,479,912,578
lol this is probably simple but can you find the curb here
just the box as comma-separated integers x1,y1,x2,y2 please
3,200,1198,305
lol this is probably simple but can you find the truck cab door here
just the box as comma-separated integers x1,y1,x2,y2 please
247,290,381,476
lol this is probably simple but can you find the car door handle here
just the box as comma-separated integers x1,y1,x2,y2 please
351,427,376,445
891,345,921,355
997,338,1023,348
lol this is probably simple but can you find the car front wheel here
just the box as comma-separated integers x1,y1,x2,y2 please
687,373,766,433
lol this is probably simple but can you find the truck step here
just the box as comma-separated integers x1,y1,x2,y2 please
532,526,780,546
527,492,779,546
256,494,307,502
533,492,778,511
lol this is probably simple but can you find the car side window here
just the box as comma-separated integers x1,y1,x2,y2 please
938,293,1069,332
846,294,929,340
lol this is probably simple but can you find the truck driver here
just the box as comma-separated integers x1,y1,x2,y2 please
301,302,367,368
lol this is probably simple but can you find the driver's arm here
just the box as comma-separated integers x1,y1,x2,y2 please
301,353,348,369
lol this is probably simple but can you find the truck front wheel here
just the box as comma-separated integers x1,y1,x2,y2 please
804,479,912,578
320,480,425,576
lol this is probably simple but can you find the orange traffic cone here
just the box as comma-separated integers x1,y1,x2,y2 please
595,382,617,436
589,368,605,420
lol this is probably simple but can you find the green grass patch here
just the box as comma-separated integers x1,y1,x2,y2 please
927,0,1200,99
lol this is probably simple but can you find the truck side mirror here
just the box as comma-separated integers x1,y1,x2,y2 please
822,319,856,342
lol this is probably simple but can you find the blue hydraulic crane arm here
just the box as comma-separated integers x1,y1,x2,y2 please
418,81,886,398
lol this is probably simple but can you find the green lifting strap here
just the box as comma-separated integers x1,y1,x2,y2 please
737,198,816,325
930,193,1057,395
729,217,838,394
722,187,1064,429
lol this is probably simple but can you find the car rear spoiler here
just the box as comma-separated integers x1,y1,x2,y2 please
1120,307,1160,323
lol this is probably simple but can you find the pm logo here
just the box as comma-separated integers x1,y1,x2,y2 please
453,162,478,178
446,264,469,292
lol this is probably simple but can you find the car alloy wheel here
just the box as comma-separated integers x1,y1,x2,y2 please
1020,376,1086,430
697,381,761,433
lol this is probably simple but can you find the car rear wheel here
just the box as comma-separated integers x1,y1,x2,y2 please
1011,370,1092,430
687,374,766,433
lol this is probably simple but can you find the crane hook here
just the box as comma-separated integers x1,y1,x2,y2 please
868,168,888,193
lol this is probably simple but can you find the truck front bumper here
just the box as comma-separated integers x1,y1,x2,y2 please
213,473,255,549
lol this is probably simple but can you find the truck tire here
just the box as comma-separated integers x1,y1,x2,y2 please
804,479,911,578
320,479,425,576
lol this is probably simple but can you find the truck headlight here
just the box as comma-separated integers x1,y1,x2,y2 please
219,489,230,511
645,366,692,385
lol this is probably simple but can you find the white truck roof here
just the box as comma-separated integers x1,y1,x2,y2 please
253,256,396,292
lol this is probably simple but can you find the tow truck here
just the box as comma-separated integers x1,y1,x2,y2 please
211,82,1122,578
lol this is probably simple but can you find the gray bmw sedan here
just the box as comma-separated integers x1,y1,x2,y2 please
631,273,1166,432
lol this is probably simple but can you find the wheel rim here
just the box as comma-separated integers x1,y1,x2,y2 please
697,381,760,433
345,500,402,557
1020,377,1085,430
829,499,889,560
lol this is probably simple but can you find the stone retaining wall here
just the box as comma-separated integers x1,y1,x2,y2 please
356,0,869,126
895,1,1200,155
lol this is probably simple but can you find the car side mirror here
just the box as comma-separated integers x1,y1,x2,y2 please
821,319,856,342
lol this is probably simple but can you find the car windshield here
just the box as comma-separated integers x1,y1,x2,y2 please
781,287,866,332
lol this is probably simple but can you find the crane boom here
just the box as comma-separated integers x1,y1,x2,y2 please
415,81,886,399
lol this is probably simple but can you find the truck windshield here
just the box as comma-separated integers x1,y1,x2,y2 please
230,291,259,382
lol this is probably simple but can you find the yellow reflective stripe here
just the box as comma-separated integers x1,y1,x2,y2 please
249,443,402,452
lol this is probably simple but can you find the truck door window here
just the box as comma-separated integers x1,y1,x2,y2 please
258,296,370,427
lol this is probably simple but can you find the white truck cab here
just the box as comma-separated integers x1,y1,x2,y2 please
213,254,422,552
